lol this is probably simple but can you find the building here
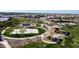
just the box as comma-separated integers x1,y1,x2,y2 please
20,23,36,28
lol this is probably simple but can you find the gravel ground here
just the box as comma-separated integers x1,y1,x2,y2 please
0,44,5,48
6,37,41,48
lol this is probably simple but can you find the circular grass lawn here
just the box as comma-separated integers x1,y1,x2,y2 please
4,26,46,38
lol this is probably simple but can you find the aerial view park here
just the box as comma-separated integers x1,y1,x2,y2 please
0,10,79,48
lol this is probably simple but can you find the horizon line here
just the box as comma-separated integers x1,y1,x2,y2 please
0,10,79,14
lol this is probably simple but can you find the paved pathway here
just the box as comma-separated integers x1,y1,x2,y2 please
1,27,11,48
0,40,11,48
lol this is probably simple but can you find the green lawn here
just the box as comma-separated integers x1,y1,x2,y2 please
4,26,46,38
61,25,79,47
18,17,32,23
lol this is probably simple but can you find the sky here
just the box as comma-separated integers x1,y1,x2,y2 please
0,0,79,14
0,10,79,14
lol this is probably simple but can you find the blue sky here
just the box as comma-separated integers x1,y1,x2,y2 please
24,10,79,14
1,10,79,14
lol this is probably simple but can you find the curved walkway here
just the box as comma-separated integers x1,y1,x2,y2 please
41,24,65,44
2,27,47,40
1,26,47,48
0,40,11,48
1,27,11,48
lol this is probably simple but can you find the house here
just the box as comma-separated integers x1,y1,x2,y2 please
20,23,36,28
